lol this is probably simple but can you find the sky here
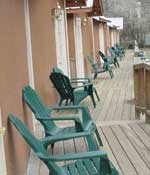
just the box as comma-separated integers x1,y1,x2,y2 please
86,0,94,7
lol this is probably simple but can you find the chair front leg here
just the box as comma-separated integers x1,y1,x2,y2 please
115,58,119,68
94,89,100,101
95,128,103,146
86,134,99,151
88,85,96,108
108,69,114,79
65,99,69,106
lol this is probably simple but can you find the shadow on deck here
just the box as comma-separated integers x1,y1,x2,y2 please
27,50,150,175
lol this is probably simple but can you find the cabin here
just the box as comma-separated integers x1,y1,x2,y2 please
0,1,121,175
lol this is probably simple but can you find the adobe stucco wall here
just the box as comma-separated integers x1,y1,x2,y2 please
82,17,94,76
0,0,32,175
29,0,61,106
93,19,100,64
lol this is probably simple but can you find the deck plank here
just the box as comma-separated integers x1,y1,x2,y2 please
98,127,123,174
129,123,150,150
101,125,137,175
121,124,150,169
111,125,150,174
105,89,120,121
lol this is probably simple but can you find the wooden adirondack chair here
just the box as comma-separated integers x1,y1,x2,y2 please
98,51,118,68
49,72,97,107
108,48,120,68
52,67,100,103
9,114,120,175
87,54,114,79
23,85,103,149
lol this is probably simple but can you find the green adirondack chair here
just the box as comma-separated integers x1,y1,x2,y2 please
9,114,120,175
108,48,120,68
23,85,103,149
115,44,125,57
112,46,124,60
49,72,97,107
87,54,114,79
52,67,100,104
98,51,118,68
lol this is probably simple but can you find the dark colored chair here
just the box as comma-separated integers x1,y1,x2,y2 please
87,54,114,79
23,85,103,149
49,72,98,107
52,67,100,104
9,114,120,175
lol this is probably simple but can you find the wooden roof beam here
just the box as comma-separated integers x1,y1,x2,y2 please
66,7,92,14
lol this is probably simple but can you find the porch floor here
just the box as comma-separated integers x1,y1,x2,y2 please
27,50,150,175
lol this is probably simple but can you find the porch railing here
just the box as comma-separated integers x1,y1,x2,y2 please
134,61,150,123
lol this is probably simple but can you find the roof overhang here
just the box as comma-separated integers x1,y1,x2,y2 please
93,16,111,23
107,18,124,30
66,0,103,16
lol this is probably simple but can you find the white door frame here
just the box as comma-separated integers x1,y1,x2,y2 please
24,0,36,130
55,10,69,76
74,15,85,78
99,23,105,54
0,107,7,175
91,19,96,62
63,0,70,77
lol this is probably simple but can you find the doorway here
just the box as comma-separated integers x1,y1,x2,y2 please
55,10,69,76
74,16,85,78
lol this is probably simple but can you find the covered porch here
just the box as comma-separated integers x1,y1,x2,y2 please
28,50,150,175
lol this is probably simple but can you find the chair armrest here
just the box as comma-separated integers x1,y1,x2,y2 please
73,82,93,89
41,131,92,146
47,106,92,126
36,115,81,123
70,78,91,83
47,105,85,111
37,150,107,162
71,80,88,84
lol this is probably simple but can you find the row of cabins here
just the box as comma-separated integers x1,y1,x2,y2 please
0,0,120,175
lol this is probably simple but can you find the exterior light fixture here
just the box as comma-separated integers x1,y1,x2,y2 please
52,2,62,20
81,16,88,27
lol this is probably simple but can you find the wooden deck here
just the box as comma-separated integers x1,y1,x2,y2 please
83,50,135,122
27,51,150,175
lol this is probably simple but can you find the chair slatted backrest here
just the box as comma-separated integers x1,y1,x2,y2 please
87,55,97,70
9,115,63,175
109,47,116,58
9,114,46,154
23,86,57,133
112,46,118,55
49,72,74,100
98,51,107,62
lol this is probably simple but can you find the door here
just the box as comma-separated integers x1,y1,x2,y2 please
74,16,85,78
0,108,7,175
111,30,114,46
99,24,105,54
55,10,69,76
